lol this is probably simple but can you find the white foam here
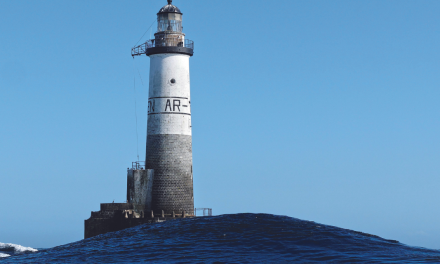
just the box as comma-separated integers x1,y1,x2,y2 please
0,242,38,253
0,253,11,258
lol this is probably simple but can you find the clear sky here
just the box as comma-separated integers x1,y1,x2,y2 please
1,0,439,249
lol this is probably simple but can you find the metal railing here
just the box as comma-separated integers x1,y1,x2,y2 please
131,161,145,170
132,38,194,56
194,208,212,216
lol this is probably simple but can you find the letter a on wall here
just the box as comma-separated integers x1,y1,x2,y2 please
165,99,172,111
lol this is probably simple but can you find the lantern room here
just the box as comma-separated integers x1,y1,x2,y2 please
131,0,194,57
157,0,183,33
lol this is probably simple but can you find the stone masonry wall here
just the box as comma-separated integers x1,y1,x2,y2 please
145,134,194,214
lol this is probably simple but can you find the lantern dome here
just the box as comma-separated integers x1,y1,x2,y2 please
158,0,182,14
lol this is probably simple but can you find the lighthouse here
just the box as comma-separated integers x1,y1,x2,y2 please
132,0,194,215
84,0,199,239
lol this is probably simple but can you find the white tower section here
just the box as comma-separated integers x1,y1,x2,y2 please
147,54,191,136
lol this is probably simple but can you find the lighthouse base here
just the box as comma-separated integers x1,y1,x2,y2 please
84,165,194,239
84,203,192,239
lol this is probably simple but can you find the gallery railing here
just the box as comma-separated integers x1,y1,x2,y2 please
132,38,194,56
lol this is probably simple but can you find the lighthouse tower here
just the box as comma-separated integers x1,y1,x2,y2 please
132,0,194,215
84,0,198,239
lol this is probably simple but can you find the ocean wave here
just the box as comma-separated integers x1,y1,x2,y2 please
0,253,11,258
2,214,440,263
0,243,38,254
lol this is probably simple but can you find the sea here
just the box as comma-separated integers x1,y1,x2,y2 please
1,213,440,263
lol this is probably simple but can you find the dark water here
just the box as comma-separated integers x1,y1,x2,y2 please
2,213,440,263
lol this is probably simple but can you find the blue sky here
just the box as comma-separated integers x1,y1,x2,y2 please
1,0,439,249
